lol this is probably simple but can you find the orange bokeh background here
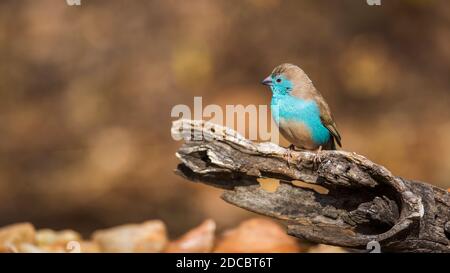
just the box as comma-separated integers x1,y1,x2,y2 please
0,0,449,236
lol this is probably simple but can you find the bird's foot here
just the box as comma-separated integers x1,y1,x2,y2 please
313,146,323,168
283,144,297,168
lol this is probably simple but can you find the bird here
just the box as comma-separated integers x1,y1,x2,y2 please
261,63,341,159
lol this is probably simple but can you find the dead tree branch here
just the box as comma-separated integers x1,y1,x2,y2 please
172,119,450,252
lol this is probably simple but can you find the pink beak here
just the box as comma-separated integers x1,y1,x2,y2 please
261,76,273,86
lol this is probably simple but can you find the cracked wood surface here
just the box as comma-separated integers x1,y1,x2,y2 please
172,119,450,252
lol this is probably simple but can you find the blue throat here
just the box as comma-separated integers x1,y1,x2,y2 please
269,77,330,145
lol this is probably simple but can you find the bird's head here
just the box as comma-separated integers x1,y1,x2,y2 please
262,63,313,96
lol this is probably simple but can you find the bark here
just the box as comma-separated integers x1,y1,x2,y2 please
172,119,450,252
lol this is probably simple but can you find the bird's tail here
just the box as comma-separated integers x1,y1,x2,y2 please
324,136,338,150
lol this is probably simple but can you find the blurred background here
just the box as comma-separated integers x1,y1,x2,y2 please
0,0,449,237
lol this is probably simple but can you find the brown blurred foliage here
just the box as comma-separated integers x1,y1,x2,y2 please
0,0,450,236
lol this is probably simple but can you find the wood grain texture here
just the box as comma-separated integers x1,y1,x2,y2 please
172,119,450,252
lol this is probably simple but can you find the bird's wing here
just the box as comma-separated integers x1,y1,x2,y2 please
315,94,342,147
291,84,342,147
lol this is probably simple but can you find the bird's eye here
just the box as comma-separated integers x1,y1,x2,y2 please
276,78,282,83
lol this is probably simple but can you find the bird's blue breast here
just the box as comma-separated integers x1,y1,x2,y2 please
271,95,330,145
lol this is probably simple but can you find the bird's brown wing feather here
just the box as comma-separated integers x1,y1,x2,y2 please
315,94,342,147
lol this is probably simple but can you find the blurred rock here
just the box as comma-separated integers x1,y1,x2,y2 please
213,218,301,253
78,241,101,253
36,229,82,246
18,240,100,253
17,243,56,253
18,242,71,253
165,219,215,253
35,229,95,253
307,244,347,253
92,220,168,253
0,223,35,253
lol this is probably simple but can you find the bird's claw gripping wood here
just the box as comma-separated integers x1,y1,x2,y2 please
172,119,450,253
283,144,296,169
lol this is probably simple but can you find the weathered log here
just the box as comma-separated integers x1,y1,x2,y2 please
172,119,450,252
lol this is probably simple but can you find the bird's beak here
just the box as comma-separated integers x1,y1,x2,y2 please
261,76,273,86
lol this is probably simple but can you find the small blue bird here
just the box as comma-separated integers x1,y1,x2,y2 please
262,63,341,155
